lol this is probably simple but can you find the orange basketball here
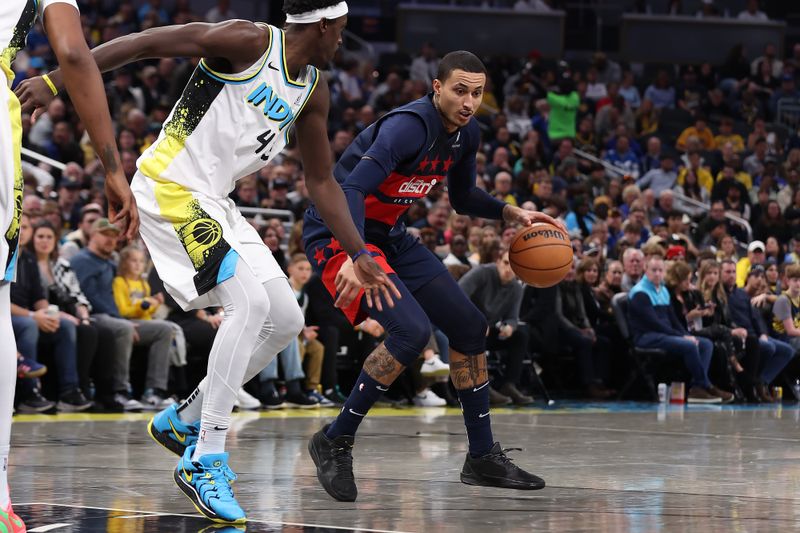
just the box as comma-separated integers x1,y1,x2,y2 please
509,223,573,288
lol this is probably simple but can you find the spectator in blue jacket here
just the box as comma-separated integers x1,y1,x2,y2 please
628,255,733,403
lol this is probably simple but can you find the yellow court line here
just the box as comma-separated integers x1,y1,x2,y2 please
11,406,608,424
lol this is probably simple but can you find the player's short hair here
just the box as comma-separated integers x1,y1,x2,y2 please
436,51,487,83
283,0,342,16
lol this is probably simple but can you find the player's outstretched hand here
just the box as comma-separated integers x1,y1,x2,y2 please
105,169,140,241
15,76,56,120
503,204,568,234
353,254,401,312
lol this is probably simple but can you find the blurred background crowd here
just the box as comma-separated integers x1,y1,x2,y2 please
8,0,800,413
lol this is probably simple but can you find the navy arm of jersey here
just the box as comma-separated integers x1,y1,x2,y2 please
447,123,506,220
341,113,427,239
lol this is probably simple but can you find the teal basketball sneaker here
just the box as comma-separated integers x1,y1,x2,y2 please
148,404,200,456
174,445,246,524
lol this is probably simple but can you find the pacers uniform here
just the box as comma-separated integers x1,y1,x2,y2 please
131,24,319,310
1,1,78,282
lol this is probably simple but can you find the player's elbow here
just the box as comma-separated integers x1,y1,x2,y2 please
53,41,91,68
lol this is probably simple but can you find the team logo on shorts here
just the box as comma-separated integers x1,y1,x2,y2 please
177,217,223,269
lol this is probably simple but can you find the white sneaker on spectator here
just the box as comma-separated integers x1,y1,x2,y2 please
113,392,145,412
413,388,447,407
235,387,262,410
140,389,176,411
420,356,450,377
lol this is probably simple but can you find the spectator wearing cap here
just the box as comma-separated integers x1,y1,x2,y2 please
736,240,767,287
636,153,677,197
70,219,171,411
267,178,293,211
61,204,103,261
770,74,800,118
628,255,731,403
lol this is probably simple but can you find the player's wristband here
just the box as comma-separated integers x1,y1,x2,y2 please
42,74,58,96
351,248,371,262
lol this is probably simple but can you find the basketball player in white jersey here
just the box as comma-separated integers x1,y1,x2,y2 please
18,0,398,524
1,1,137,530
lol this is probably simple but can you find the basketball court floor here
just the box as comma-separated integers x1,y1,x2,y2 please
8,402,800,532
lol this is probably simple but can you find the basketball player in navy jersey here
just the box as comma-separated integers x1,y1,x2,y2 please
303,51,565,501
18,0,400,524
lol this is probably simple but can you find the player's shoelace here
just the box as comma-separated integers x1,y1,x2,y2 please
331,445,355,479
484,447,523,466
194,463,239,502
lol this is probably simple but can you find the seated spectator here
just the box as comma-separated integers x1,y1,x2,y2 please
714,117,745,152
676,116,715,152
604,135,640,179
27,220,98,403
736,240,766,287
60,203,103,261
723,263,793,401
569,258,615,398
643,70,676,110
620,248,644,291
10,215,91,413
112,246,177,410
443,234,477,268
769,264,800,359
754,200,791,244
676,152,714,195
290,254,332,405
259,224,288,275
596,260,623,317
628,255,733,403
459,250,533,406
70,219,168,411
636,153,677,197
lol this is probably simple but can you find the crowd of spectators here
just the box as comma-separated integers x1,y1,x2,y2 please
9,0,800,411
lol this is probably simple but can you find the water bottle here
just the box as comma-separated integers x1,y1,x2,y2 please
793,379,800,402
658,383,668,403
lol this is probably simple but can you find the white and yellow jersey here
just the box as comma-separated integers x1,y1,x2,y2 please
0,0,78,84
138,23,319,198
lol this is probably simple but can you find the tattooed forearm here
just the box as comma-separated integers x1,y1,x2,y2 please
101,145,119,174
449,351,488,389
363,343,405,385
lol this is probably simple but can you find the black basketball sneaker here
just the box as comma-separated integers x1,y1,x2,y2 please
461,442,546,490
308,424,358,502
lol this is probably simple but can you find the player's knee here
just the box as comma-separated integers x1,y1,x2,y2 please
448,306,488,355
386,317,431,366
275,303,305,343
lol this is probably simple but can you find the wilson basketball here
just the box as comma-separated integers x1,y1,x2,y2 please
509,223,573,287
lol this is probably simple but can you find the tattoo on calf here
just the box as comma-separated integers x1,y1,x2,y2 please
363,343,404,384
449,353,488,389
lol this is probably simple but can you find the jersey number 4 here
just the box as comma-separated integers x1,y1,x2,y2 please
255,130,277,161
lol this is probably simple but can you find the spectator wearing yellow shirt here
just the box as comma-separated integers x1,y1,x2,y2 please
110,245,175,409
736,241,766,287
113,247,160,320
713,117,745,152
676,116,715,151
677,151,715,194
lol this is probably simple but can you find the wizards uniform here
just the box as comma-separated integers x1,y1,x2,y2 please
131,24,319,310
302,94,505,323
1,0,78,282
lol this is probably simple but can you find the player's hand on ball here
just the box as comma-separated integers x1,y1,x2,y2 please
503,204,567,234
14,76,56,120
352,254,402,312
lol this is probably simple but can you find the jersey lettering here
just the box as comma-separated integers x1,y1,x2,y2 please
246,82,295,130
